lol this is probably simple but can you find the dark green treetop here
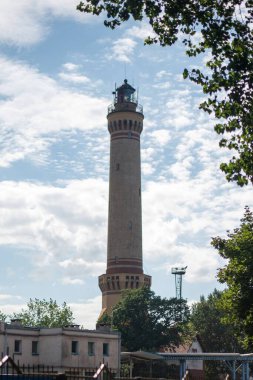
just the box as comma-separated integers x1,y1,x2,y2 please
98,286,190,351
191,289,241,352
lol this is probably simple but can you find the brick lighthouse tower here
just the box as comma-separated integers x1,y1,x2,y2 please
99,79,151,316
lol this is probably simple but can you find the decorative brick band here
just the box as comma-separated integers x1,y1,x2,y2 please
107,258,142,265
106,266,143,274
106,257,143,274
111,131,140,142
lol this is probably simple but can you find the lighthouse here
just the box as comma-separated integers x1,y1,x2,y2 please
99,80,151,315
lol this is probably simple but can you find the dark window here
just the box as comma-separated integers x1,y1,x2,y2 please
88,342,95,356
116,163,120,171
14,340,22,353
32,341,39,355
103,343,109,356
71,341,79,355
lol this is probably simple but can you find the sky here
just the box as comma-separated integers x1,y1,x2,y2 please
0,0,252,329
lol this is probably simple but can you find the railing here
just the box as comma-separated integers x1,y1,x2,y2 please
108,103,143,114
0,356,116,380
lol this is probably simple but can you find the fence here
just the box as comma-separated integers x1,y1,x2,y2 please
0,356,116,380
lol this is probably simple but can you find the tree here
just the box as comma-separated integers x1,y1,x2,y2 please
212,206,253,350
191,289,242,379
12,298,74,328
0,310,7,321
191,289,241,352
77,0,253,186
98,286,190,351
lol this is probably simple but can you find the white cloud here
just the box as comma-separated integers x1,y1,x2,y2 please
126,23,156,40
0,294,22,301
0,304,24,317
0,0,93,46
59,258,105,278
142,163,155,176
149,129,171,146
142,171,252,283
62,278,85,285
141,147,156,161
59,72,91,84
156,71,172,79
153,82,171,90
70,297,101,329
62,63,81,72
0,57,107,167
106,38,137,63
0,179,108,281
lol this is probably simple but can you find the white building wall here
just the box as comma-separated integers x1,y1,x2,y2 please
186,339,204,370
39,330,62,367
0,322,120,372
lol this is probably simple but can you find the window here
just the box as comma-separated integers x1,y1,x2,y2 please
88,342,95,356
71,341,79,355
32,341,39,355
103,343,109,356
14,340,22,353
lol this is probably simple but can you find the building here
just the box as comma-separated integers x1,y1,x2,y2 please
159,336,204,379
98,80,151,316
0,320,120,372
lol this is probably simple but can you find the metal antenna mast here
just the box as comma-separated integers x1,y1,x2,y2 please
171,266,187,299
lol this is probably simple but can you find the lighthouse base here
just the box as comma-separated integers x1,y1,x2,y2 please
98,272,151,317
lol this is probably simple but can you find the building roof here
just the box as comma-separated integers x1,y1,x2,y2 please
116,79,135,93
121,351,164,362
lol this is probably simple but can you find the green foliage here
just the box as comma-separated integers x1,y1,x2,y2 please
12,298,74,328
98,286,190,351
0,310,7,321
191,289,242,379
212,206,253,350
191,289,240,352
77,0,253,186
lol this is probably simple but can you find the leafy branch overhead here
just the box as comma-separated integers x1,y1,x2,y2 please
77,0,253,186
